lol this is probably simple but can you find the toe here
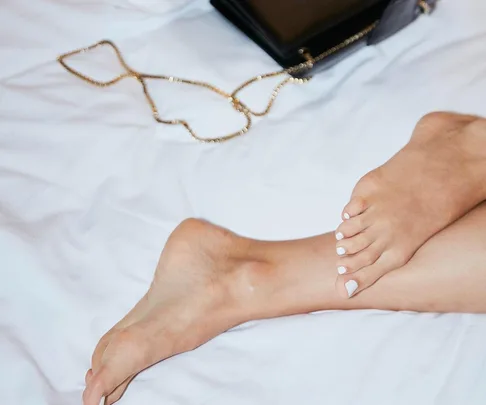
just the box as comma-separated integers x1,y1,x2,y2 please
336,243,381,275
85,369,93,385
84,320,171,405
337,255,392,298
336,215,369,239
105,376,135,405
342,196,368,220
336,229,373,256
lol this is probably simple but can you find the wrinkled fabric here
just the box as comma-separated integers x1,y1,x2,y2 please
1,0,486,404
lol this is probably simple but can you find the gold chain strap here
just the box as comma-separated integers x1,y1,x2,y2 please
57,22,377,143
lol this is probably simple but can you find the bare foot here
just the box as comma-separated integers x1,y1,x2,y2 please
82,219,252,405
335,112,486,298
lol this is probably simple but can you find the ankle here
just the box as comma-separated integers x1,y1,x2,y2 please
218,236,272,323
171,219,274,325
227,233,338,321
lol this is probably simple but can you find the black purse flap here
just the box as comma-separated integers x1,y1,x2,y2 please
211,0,437,71
211,0,390,67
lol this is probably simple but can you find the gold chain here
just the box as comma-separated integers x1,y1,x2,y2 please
57,22,377,143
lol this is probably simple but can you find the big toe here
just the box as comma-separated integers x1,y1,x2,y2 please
104,376,136,405
84,320,172,405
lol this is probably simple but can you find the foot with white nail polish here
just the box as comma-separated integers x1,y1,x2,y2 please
335,112,486,297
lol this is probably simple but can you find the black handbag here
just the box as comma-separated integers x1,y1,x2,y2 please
211,0,438,76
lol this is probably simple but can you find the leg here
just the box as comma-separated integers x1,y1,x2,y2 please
83,204,486,405
335,112,486,296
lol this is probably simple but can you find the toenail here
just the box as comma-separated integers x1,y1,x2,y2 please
99,398,105,405
343,212,351,220
336,247,346,256
335,232,344,241
345,280,358,298
337,266,347,275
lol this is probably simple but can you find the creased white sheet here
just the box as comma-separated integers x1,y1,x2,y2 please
1,0,486,404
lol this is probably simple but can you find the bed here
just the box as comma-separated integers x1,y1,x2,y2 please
1,0,486,404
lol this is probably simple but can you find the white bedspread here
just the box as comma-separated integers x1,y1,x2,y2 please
1,0,486,404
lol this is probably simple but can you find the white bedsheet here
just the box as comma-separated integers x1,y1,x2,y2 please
1,0,486,404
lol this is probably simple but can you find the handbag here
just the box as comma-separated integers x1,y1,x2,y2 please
211,0,438,74
58,0,438,143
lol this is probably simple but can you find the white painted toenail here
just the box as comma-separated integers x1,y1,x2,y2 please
343,212,351,220
99,398,105,405
336,232,344,241
345,280,358,298
336,247,346,256
337,266,347,275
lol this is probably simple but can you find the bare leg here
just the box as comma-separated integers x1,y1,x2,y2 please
83,204,486,405
335,112,486,297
